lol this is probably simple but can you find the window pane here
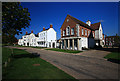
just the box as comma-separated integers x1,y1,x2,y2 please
71,28,74,35
82,28,84,35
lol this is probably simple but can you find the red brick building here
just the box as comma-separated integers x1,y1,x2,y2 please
105,36,120,47
60,15,104,50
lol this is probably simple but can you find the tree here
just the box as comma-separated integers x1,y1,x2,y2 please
2,2,31,43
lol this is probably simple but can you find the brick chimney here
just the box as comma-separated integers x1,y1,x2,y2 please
31,30,33,33
43,27,45,31
26,31,28,35
50,24,53,28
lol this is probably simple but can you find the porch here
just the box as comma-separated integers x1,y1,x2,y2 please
60,38,82,50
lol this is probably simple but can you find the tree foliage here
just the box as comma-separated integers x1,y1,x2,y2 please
2,2,31,43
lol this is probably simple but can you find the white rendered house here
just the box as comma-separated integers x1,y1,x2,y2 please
18,24,57,48
18,30,38,46
28,31,38,46
91,22,104,47
22,33,29,46
37,24,57,48
18,39,23,45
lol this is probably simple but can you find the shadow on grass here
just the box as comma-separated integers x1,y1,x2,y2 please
107,58,120,64
13,53,40,58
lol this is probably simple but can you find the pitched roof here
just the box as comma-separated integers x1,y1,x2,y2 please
41,28,50,32
25,33,31,35
45,28,50,31
61,15,95,30
91,22,101,30
69,15,94,30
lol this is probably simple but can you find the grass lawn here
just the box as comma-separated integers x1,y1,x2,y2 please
104,52,120,60
45,48,82,53
2,47,76,79
2,47,12,63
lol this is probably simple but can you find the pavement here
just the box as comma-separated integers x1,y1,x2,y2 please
7,46,119,79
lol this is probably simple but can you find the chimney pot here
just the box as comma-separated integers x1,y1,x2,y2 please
50,24,53,28
26,31,28,35
86,20,91,26
31,30,33,33
43,27,45,31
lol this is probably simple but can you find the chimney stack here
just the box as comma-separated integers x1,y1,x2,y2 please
43,27,45,31
86,20,91,26
26,31,28,35
31,30,33,33
50,24,53,28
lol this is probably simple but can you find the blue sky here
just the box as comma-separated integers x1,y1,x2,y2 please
16,2,118,39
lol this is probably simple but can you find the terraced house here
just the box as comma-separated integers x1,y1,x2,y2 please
60,15,104,50
18,24,57,48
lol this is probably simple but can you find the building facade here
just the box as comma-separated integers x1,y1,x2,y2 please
105,35,120,47
60,15,104,50
37,24,57,48
18,24,57,48
91,22,104,47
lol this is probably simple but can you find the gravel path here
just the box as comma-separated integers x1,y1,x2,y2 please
7,46,119,79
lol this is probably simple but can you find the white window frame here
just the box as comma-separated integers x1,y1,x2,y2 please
82,28,84,35
85,29,87,36
67,19,69,22
66,26,70,35
93,32,94,37
71,28,74,35
63,30,65,36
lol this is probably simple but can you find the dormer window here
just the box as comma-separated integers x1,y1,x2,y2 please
67,19,69,22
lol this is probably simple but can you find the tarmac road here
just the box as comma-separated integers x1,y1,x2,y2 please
8,46,119,79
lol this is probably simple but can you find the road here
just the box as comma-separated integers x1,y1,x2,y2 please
8,46,119,79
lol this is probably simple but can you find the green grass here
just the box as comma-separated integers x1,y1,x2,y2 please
2,47,76,79
46,48,82,53
14,45,46,49
104,52,120,60
2,47,12,63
